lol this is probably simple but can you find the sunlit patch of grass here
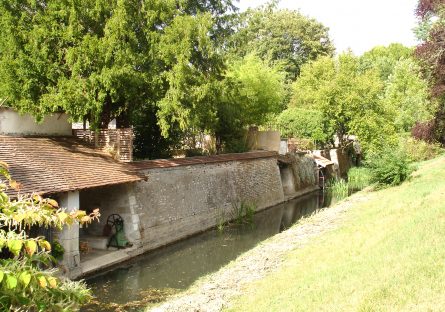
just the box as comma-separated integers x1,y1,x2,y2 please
227,155,445,312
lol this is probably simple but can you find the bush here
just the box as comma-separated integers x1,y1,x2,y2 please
411,120,436,143
401,137,443,162
367,148,414,187
0,162,99,311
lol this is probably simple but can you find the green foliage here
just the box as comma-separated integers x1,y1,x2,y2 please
291,53,397,154
367,148,414,188
224,54,286,126
215,54,286,152
401,137,443,162
231,201,256,226
230,2,334,81
0,162,100,311
50,241,64,262
327,179,349,200
347,167,372,190
275,108,333,147
359,43,413,80
382,59,434,132
0,0,235,131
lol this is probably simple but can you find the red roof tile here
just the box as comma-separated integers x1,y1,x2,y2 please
0,136,143,196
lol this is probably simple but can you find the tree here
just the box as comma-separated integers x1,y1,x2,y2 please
0,162,100,311
214,53,286,152
415,0,445,143
230,2,334,81
291,53,397,154
0,0,236,130
382,58,435,132
275,108,333,147
360,43,413,80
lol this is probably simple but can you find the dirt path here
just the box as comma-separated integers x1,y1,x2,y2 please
149,192,370,312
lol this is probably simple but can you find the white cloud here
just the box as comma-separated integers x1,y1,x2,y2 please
236,0,419,55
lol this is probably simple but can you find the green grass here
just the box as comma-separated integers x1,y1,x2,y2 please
227,156,445,312
328,178,349,200
348,167,372,190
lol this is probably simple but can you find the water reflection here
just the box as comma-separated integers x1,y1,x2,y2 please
84,190,336,311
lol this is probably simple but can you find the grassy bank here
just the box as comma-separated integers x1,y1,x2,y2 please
227,156,445,311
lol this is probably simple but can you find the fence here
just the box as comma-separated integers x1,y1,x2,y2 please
73,128,133,162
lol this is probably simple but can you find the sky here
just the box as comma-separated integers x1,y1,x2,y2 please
236,0,419,55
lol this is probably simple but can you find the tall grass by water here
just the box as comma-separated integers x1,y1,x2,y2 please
347,167,371,190
328,178,349,199
216,201,256,233
328,166,371,200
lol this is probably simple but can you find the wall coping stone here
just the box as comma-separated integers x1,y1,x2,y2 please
130,151,278,171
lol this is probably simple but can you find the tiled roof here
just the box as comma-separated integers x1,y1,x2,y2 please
0,136,143,196
131,151,278,170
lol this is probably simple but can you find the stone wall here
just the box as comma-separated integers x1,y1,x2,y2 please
279,153,319,198
75,152,322,276
134,157,285,251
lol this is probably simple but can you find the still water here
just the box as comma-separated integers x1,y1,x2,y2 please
84,190,337,311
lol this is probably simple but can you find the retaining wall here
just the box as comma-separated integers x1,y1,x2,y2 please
279,153,319,198
77,151,320,276
134,155,285,252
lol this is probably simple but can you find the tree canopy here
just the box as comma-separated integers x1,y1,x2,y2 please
229,2,334,81
0,0,236,130
290,53,396,153
360,43,413,80
415,0,445,143
382,58,434,132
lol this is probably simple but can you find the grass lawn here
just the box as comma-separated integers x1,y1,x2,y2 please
227,156,445,311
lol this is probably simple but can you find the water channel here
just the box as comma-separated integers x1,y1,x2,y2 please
83,190,338,311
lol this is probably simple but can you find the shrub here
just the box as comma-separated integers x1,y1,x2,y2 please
401,137,443,162
411,120,436,143
367,148,414,187
0,162,99,311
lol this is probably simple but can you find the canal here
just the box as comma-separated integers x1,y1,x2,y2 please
83,190,337,311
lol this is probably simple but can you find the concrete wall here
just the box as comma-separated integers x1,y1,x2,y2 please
247,130,281,152
280,153,319,198
329,148,351,178
0,108,72,136
134,157,285,252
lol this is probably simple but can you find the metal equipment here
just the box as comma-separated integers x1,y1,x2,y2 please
104,214,131,249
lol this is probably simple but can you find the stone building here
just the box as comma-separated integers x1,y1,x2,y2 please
0,107,143,277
